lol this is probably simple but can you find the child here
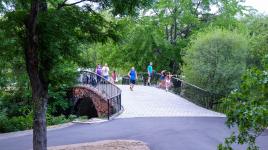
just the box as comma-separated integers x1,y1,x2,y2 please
165,72,173,91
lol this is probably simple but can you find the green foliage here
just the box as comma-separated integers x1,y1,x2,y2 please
46,114,73,126
0,0,154,135
0,111,76,133
183,29,248,95
244,15,268,68
0,111,33,132
84,0,248,74
219,60,268,150
219,15,268,150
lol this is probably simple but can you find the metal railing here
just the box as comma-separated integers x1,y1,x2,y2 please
122,72,223,112
77,70,122,120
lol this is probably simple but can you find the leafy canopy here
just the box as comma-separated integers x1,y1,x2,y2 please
183,28,248,95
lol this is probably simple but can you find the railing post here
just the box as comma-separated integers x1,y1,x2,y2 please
108,99,110,120
119,94,121,111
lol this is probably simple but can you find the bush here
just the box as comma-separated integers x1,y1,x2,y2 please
0,112,76,133
183,28,248,96
219,60,268,150
0,112,33,133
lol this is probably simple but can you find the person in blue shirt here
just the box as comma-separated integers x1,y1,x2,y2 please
128,67,138,91
147,62,153,86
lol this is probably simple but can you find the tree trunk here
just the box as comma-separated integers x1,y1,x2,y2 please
32,83,48,150
24,0,48,150
165,25,169,40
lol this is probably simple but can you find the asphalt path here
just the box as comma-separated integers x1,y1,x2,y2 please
0,117,267,150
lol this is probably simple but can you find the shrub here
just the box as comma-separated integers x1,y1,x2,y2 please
183,28,248,96
219,60,268,150
0,112,33,133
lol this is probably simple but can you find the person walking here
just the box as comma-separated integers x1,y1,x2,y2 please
95,64,102,83
128,67,137,91
102,63,109,80
147,62,153,86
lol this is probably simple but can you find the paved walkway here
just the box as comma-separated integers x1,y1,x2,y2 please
0,117,267,150
117,85,225,118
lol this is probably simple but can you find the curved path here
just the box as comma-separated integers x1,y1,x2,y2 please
0,85,267,150
117,85,224,118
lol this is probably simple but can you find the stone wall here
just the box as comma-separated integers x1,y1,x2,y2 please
72,86,113,117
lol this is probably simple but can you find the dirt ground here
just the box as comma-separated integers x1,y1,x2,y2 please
48,140,150,150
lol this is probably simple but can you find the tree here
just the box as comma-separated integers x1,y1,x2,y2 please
183,29,248,96
219,59,268,150
0,0,151,149
244,15,268,68
80,0,247,74
148,0,246,73
219,14,268,150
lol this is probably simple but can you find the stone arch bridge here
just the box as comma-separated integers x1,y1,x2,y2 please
70,71,121,119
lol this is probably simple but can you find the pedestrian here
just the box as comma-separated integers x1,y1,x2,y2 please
159,70,166,88
95,64,102,83
111,70,117,84
128,67,137,91
147,62,153,86
165,72,173,91
102,63,109,80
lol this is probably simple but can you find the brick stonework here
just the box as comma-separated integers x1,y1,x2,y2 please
72,86,113,117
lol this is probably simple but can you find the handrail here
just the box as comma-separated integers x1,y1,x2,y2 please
77,70,122,120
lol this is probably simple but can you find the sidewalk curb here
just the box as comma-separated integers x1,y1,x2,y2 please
0,122,74,140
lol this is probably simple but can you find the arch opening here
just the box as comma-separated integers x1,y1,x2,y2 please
74,97,98,118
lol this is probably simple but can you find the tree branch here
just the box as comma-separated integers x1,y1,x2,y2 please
57,0,102,9
194,0,201,14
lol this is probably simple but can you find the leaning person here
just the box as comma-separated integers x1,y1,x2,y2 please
165,72,173,91
111,70,117,84
128,67,137,91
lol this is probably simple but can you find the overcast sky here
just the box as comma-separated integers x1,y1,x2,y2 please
68,0,268,14
244,0,268,14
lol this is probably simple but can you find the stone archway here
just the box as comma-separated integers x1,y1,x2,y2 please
74,97,98,118
71,86,113,118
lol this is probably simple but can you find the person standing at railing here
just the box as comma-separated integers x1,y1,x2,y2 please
102,63,110,80
111,70,117,84
159,70,166,88
95,64,102,83
128,67,137,91
147,62,153,86
165,72,173,91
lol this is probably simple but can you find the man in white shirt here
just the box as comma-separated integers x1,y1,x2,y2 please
102,63,109,80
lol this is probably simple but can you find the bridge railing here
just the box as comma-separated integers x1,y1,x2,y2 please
77,70,122,120
122,72,223,112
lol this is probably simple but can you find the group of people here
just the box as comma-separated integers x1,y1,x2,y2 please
159,70,173,91
95,63,117,83
94,62,172,91
127,62,173,91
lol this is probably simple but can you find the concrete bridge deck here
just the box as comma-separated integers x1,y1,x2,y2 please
117,85,224,118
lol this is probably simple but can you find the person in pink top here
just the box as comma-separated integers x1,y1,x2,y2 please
111,70,117,84
165,72,173,91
